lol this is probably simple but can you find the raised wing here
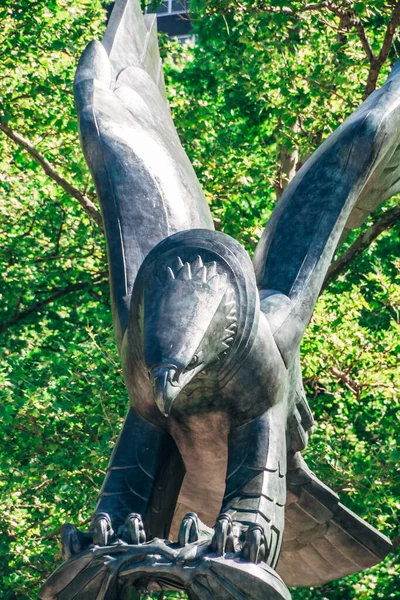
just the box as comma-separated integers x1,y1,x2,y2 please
253,61,400,361
341,122,400,242
278,454,392,587
74,0,213,341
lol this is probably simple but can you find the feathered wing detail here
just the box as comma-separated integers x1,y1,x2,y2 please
102,1,167,99
341,121,400,242
74,0,213,340
278,455,392,587
253,61,400,361
286,352,314,454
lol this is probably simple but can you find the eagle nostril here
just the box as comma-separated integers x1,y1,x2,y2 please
148,365,179,387
168,368,180,386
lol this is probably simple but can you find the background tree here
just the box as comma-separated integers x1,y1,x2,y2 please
0,1,398,598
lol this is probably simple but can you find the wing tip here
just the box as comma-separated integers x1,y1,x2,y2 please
75,40,111,87
102,0,149,68
101,0,167,101
102,0,141,56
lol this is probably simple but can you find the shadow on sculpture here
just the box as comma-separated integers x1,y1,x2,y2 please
40,0,394,598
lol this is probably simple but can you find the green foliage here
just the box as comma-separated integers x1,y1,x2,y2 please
0,1,398,599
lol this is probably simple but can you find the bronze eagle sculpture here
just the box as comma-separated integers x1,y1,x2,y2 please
40,0,394,598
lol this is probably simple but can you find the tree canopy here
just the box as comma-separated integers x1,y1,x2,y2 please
0,1,398,599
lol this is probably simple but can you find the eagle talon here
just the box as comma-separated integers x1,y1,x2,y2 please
242,524,266,564
123,513,146,545
92,512,114,546
213,513,234,556
61,524,89,560
179,512,200,547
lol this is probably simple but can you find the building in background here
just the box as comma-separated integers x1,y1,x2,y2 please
147,1,193,42
106,2,193,42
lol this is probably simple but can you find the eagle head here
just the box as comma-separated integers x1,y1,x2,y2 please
142,255,237,417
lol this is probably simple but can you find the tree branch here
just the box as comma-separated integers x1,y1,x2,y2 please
0,121,103,230
274,121,300,198
82,464,107,476
306,1,400,97
322,204,400,290
236,2,327,14
330,366,361,396
363,57,382,99
42,517,92,541
236,2,334,15
234,1,384,97
324,2,374,63
235,0,372,64
0,273,108,334
302,75,358,107
364,1,400,97
230,1,400,97
379,1,400,65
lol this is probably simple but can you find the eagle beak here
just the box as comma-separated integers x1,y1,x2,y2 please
151,367,181,417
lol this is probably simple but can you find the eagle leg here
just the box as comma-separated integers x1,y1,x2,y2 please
61,408,184,556
215,407,287,568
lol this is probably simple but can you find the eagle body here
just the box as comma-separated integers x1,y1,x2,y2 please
90,230,317,573
123,285,292,533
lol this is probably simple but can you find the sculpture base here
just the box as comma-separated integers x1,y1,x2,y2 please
39,538,291,600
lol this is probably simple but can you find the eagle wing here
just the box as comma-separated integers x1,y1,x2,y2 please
253,61,400,362
251,64,399,583
74,0,213,340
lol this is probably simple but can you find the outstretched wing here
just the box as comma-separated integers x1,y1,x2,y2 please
253,61,400,361
74,0,213,341
277,454,392,587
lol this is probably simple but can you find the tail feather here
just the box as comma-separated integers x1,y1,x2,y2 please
278,453,392,586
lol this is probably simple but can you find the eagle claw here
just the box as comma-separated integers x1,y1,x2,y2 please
242,524,267,564
60,511,148,559
61,523,91,560
92,512,114,546
122,513,146,545
178,512,200,547
212,513,234,556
